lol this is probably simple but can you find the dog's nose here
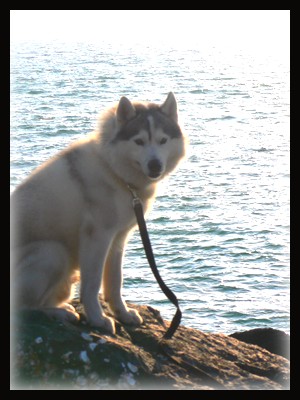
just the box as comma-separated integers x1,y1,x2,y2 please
147,159,163,178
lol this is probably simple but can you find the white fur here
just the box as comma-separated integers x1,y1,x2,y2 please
10,93,186,334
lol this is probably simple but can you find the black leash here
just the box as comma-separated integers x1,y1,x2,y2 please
128,185,182,339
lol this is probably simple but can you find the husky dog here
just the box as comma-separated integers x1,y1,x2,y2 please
11,92,186,334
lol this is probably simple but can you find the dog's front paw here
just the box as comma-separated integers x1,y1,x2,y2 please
87,314,116,334
115,307,143,326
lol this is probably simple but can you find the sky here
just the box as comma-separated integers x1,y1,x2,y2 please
10,10,290,55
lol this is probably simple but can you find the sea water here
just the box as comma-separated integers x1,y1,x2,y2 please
10,40,290,335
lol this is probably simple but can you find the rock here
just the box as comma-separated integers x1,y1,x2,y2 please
11,298,290,390
230,328,290,360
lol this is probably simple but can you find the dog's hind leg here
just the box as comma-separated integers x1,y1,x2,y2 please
12,241,79,323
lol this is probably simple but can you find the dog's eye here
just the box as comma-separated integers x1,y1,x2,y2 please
134,139,144,146
160,137,167,145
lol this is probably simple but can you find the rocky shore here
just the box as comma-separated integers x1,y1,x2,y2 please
11,298,290,390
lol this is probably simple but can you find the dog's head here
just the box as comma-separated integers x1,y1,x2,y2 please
98,93,187,185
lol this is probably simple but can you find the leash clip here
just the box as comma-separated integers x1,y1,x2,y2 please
127,184,142,208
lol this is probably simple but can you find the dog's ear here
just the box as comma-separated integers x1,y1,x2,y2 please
116,96,136,124
161,92,178,123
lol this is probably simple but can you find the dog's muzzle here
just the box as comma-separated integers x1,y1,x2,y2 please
147,159,163,179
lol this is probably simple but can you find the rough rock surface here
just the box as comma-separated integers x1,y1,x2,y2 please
11,298,290,390
229,328,290,360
